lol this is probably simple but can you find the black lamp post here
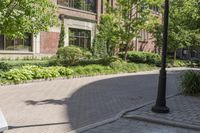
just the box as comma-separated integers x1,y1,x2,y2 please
152,0,170,113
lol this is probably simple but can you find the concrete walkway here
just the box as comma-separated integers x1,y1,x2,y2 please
0,68,189,133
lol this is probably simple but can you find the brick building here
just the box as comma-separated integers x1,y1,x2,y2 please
0,0,158,58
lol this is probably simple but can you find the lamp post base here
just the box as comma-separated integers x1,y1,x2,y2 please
152,105,170,113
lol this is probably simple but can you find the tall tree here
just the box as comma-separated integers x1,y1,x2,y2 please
0,0,57,38
168,0,200,61
95,1,121,57
150,0,200,61
117,0,160,60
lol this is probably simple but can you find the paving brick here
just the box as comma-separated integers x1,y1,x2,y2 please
0,70,184,133
82,118,198,133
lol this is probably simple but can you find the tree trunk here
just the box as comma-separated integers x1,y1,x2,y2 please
106,41,110,56
124,42,130,61
173,50,177,65
174,50,177,61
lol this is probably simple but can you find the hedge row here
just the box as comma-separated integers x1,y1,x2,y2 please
119,51,161,65
0,63,157,85
0,60,49,72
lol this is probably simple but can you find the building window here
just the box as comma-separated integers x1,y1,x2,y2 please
150,5,159,13
57,0,96,13
0,34,32,52
69,28,91,49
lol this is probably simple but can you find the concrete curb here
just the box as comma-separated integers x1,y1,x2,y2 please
124,115,200,131
67,94,179,133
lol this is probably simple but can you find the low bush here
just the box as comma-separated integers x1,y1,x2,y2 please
67,56,123,67
119,51,161,65
72,65,112,76
98,56,123,66
0,65,73,84
167,59,190,67
0,60,49,70
0,62,12,72
71,63,156,77
180,70,200,96
0,62,157,85
57,46,92,66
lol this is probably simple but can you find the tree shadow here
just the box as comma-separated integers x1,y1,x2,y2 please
21,72,180,131
25,98,69,106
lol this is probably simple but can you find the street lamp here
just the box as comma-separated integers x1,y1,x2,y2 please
152,0,170,113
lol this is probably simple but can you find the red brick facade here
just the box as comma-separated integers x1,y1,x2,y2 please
40,32,59,54
0,0,159,58
137,34,157,52
41,0,157,55
39,0,103,54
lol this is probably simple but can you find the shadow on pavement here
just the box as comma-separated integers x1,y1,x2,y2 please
18,72,179,131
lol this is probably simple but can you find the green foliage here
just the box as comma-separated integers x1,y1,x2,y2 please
97,57,123,66
58,21,65,48
149,23,163,51
0,61,157,85
57,46,92,66
92,35,108,58
161,0,200,60
72,65,111,76
96,2,121,56
71,63,156,77
0,0,58,38
167,59,200,68
0,60,49,70
120,51,161,65
0,62,11,72
116,0,159,60
0,65,74,84
180,71,200,95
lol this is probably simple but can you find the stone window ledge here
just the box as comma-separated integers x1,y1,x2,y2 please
58,5,97,16
0,51,34,54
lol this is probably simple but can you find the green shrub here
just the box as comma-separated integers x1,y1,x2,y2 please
180,71,200,95
72,65,112,76
75,57,122,66
1,60,49,69
0,62,12,72
1,65,74,84
57,46,92,66
166,59,200,68
98,56,123,66
119,51,161,65
92,35,108,58
48,56,61,66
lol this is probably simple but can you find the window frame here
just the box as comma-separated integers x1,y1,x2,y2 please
69,28,91,49
57,0,97,13
0,35,33,52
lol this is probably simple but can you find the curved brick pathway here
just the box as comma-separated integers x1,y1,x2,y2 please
0,70,182,133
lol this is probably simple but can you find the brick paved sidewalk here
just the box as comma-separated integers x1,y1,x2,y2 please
125,95,200,130
0,70,180,133
82,95,200,133
82,118,199,133
0,68,198,133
